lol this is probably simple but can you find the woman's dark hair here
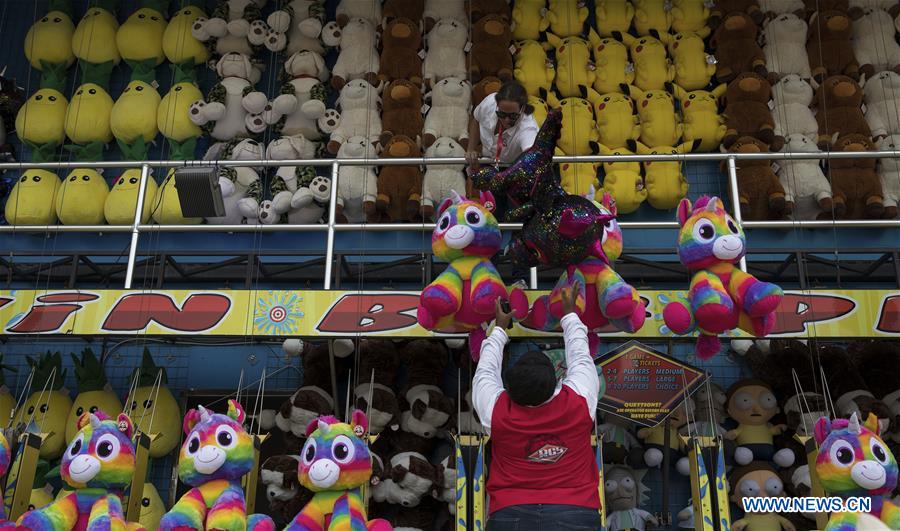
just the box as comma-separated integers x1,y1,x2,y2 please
495,80,535,115
505,350,556,406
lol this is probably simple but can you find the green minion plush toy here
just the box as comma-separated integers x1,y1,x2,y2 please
5,169,62,225
117,0,170,81
157,65,203,160
24,0,76,84
162,0,211,70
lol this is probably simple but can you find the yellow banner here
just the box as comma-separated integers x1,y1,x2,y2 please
0,289,896,338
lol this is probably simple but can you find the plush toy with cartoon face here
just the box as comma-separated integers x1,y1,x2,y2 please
125,349,182,458
117,1,168,80
335,136,378,223
669,30,716,92
725,379,794,466
863,70,900,139
636,140,697,209
12,352,73,459
188,51,267,142
158,400,275,531
162,1,210,68
723,72,782,150
56,168,110,225
24,0,76,79
72,1,121,85
5,169,62,225
605,465,659,531
595,92,641,149
777,133,832,220
808,9,859,83
64,83,114,146
624,34,674,92
379,17,423,86
323,78,382,154
553,96,600,155
157,74,203,160
423,18,468,86
598,144,646,213
514,39,555,99
638,399,694,476
17,412,139,531
663,197,783,358
190,0,268,59
730,462,796,531
512,0,550,40
423,77,471,148
674,84,727,152
559,161,601,197
111,79,162,153
16,88,68,158
726,136,788,221
852,7,900,79
592,37,634,95
771,74,817,140
422,137,466,220
628,86,683,148
671,0,711,33
815,75,871,148
762,13,811,80
596,0,636,37
711,12,767,83
264,0,326,55
545,33,602,100
321,17,379,90
66,348,122,443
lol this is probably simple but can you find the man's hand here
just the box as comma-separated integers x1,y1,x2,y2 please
494,298,515,330
466,150,481,172
560,281,581,315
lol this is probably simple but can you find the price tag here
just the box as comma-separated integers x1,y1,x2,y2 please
418,49,426,59
509,44,518,55
464,41,472,52
151,80,160,89
421,103,431,114
705,54,716,65
771,162,781,174
704,0,715,7
862,103,867,114
625,62,635,73
768,99,775,110
588,61,596,71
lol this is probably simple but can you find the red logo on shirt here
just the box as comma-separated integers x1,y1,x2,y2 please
526,435,569,464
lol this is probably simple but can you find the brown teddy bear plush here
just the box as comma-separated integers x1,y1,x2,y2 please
807,10,859,83
473,76,503,107
723,72,782,150
710,0,764,28
471,0,512,23
829,133,884,219
355,339,402,435
383,0,425,24
470,14,514,83
727,136,788,220
377,135,425,222
712,12,768,83
379,17,423,86
813,75,870,148
381,79,424,145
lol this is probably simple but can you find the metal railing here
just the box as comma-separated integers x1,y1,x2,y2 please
0,149,897,289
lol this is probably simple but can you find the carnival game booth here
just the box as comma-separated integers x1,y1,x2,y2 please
0,0,899,530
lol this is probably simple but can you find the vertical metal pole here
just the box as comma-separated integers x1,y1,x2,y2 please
725,157,747,272
324,162,339,289
124,164,150,289
529,267,538,289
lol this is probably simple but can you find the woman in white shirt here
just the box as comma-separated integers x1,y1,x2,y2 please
465,80,540,173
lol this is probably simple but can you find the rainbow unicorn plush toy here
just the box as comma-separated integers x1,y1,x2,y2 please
158,400,274,531
417,190,529,359
529,190,646,353
662,196,783,359
815,412,900,530
17,411,145,531
285,410,392,530
0,430,17,530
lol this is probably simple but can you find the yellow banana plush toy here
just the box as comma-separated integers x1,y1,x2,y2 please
559,162,600,196
595,0,635,38
72,0,120,87
545,31,602,100
592,37,634,94
668,29,715,91
117,0,169,81
514,40,555,99
670,0,710,33
163,0,211,69
599,143,647,213
595,92,641,149
636,140,699,209
512,0,550,41
5,169,62,225
627,85,683,148
633,0,674,37
624,35,675,91
543,0,589,38
553,96,601,155
674,84,726,152
24,0,76,84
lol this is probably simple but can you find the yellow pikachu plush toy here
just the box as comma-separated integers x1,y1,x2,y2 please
117,0,169,80
595,0,635,37
595,92,641,149
543,0,589,38
559,162,601,196
668,30,715,91
628,85,683,148
637,140,699,209
529,95,550,127
625,35,675,91
5,170,62,225
512,0,550,41
674,84,726,152
24,0,76,78
56,168,110,225
554,97,601,155
514,40,556,99
545,32,602,100
163,1,210,68
593,37,634,94
671,0,710,33
633,0,674,37
64,83,115,146
599,143,647,213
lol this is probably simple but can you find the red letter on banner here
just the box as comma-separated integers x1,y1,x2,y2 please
771,293,856,334
102,293,231,332
877,296,900,333
6,293,99,333
317,294,419,333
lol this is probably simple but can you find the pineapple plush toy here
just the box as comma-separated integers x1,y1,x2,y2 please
117,0,169,81
124,349,182,457
162,0,210,71
0,357,15,426
65,348,123,442
157,65,203,160
12,352,73,460
71,0,121,88
24,0,76,86
5,169,62,225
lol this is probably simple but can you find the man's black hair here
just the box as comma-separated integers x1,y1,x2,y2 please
505,350,556,406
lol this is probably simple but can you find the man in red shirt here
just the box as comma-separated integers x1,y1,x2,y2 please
473,286,602,530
